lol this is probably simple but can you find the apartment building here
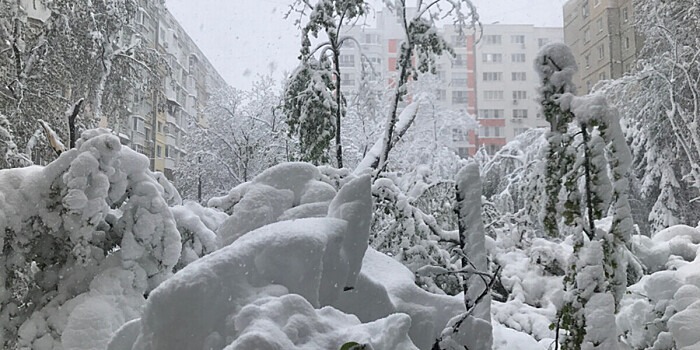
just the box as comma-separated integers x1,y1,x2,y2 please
475,24,563,152
22,0,226,179
338,10,480,158
338,15,563,157
563,0,641,94
129,0,226,179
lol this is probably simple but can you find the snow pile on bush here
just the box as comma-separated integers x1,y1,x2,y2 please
107,174,424,349
0,129,182,349
618,225,700,349
208,162,347,245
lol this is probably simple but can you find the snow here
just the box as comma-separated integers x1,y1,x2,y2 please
126,217,351,349
334,247,465,349
211,162,343,245
534,42,577,92
227,294,418,350
492,322,547,350
112,169,382,349
353,101,420,174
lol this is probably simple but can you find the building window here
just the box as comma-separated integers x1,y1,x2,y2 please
450,78,467,87
165,145,170,158
452,128,466,141
511,53,526,62
512,72,527,81
622,7,629,22
513,109,528,118
585,54,591,69
582,2,589,18
363,34,379,44
597,18,603,32
599,72,607,80
436,89,446,101
484,35,502,45
479,126,504,137
457,147,469,159
478,109,504,119
537,38,550,48
483,72,503,81
452,91,469,104
452,54,467,67
452,35,467,47
598,44,605,59
156,145,162,158
484,90,504,100
341,73,355,86
514,127,529,136
584,28,590,43
339,55,355,67
133,117,140,131
624,36,631,49
482,53,503,63
512,90,527,99
586,80,592,93
511,35,525,45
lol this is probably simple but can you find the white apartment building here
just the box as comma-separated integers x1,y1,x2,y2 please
336,13,564,157
338,10,480,158
475,24,563,152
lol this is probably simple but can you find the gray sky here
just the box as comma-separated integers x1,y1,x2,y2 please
166,0,568,89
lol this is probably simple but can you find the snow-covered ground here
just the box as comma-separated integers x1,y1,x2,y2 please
2,129,700,350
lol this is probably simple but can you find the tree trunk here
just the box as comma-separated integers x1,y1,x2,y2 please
68,98,84,149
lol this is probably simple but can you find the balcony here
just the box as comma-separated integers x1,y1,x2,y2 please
165,157,176,170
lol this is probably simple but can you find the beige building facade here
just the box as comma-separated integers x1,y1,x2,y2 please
563,0,641,94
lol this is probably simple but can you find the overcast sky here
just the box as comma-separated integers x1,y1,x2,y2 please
166,0,568,89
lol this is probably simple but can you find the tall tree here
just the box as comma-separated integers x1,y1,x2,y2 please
600,0,700,232
177,76,286,201
0,0,163,164
284,0,368,168
537,43,634,350
370,0,479,174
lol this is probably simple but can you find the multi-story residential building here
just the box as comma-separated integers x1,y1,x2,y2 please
338,14,563,157
475,24,563,152
563,0,641,94
129,0,226,179
23,0,226,179
338,10,480,158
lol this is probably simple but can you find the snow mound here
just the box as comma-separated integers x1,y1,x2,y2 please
618,225,700,348
210,162,342,245
228,294,418,350
116,174,374,349
126,217,349,349
492,322,548,350
333,248,465,349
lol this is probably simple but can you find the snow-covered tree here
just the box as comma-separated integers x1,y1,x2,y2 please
0,129,182,349
599,0,700,232
177,76,286,201
370,0,478,174
435,162,493,350
536,43,634,350
0,0,164,163
282,56,338,165
284,0,369,167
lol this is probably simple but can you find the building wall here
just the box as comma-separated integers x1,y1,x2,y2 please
475,25,562,149
563,0,639,94
125,0,226,179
